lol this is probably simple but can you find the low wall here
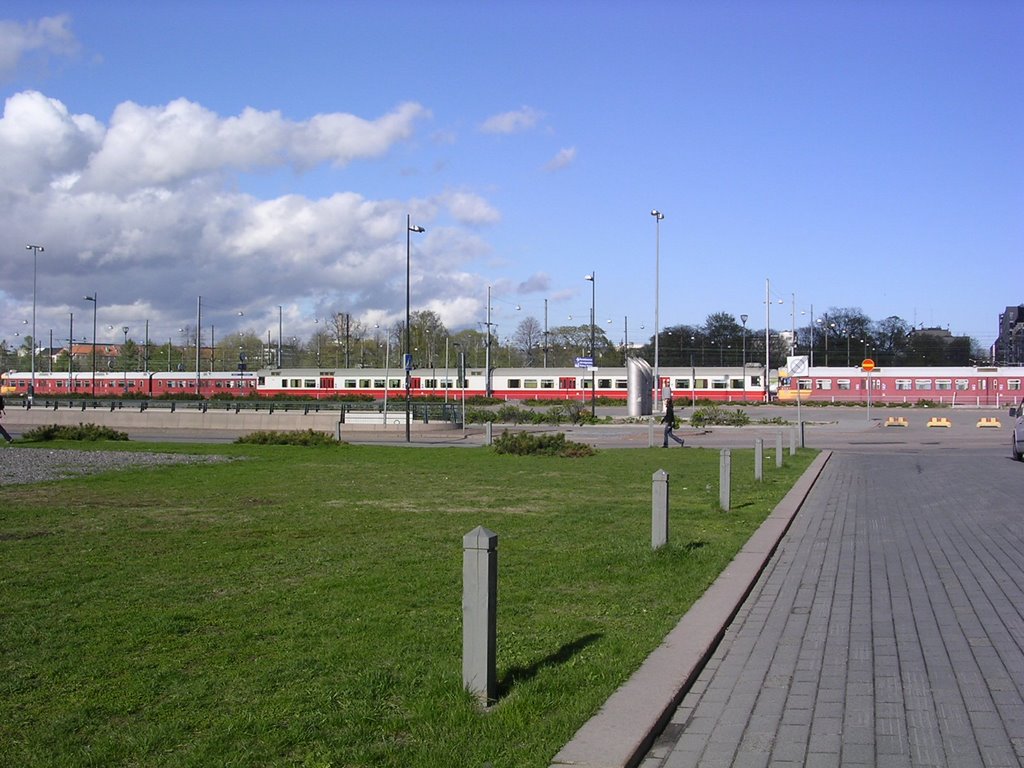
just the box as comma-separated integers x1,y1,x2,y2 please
2,402,455,438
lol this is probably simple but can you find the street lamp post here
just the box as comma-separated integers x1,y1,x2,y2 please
25,244,43,403
121,326,129,394
740,313,748,399
84,293,97,397
585,272,596,418
651,210,664,412
406,213,426,442
277,305,283,368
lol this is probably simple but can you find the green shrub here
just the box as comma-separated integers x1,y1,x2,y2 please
492,430,596,457
234,429,339,446
689,405,751,428
21,423,130,441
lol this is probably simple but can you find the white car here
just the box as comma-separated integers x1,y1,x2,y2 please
1011,402,1024,461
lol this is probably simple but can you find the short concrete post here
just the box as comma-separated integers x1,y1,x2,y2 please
485,421,493,446
789,427,796,456
463,526,498,705
775,431,783,468
754,438,763,481
652,469,669,549
719,449,731,511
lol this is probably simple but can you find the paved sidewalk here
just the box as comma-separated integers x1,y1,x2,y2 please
641,449,1024,767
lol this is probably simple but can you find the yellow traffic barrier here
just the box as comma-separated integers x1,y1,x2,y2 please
977,417,1001,428
885,416,909,427
927,416,952,428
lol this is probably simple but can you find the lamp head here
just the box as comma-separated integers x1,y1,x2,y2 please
409,225,425,233
650,209,664,220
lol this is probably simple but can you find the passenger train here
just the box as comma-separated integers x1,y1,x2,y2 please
776,365,1024,407
1,365,767,402
4,364,1023,407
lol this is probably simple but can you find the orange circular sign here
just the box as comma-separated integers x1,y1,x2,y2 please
861,358,875,372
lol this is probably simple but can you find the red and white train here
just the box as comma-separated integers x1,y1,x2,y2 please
4,364,1023,407
2,365,767,402
777,365,1024,407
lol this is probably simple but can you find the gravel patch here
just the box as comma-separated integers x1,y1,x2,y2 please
0,446,228,486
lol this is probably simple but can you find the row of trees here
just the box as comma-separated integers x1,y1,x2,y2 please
0,307,987,374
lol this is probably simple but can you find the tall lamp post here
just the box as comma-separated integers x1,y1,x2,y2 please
585,272,596,418
740,313,748,399
25,244,44,403
277,305,283,368
406,213,426,442
650,210,664,412
121,326,129,393
84,292,97,397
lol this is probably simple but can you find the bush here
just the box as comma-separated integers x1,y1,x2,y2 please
492,430,596,457
689,405,751,428
234,429,339,446
21,423,130,441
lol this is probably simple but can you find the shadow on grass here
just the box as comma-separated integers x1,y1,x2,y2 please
498,632,603,698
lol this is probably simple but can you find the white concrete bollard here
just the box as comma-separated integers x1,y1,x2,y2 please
652,469,669,549
463,526,498,705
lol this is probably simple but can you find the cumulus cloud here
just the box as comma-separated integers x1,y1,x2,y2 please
0,15,79,77
441,190,501,225
480,105,542,134
517,273,551,294
0,90,496,339
544,146,576,172
75,98,430,192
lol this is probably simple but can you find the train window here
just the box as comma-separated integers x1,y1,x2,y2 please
674,378,690,389
1009,380,1021,391
694,378,708,389
936,380,952,390
304,379,316,388
915,379,932,390
798,379,812,391
507,379,521,388
423,379,437,388
373,379,385,387
956,379,970,390
616,379,627,389
359,379,371,388
730,378,744,389
524,379,538,388
815,379,831,390
258,376,266,385
895,379,911,390
597,378,612,389
344,379,357,387
389,379,402,388
581,379,592,389
837,380,851,391
712,379,727,389
280,380,289,388
541,380,555,389
750,376,761,387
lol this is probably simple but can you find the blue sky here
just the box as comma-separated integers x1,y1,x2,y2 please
1,0,1021,354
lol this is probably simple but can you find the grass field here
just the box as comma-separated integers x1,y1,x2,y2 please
0,440,815,767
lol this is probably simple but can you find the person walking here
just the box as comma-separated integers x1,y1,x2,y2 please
662,396,684,447
0,395,13,444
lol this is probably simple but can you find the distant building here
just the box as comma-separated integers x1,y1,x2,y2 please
995,306,1024,365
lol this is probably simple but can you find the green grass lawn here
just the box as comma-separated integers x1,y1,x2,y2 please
0,441,815,768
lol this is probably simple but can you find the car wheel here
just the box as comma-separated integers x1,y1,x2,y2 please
1013,433,1023,462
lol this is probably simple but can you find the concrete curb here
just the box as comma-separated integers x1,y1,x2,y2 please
549,450,834,768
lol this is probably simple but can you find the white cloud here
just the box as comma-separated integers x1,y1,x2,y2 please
0,90,496,338
0,15,79,77
74,97,430,192
442,190,500,225
480,106,542,134
544,146,576,172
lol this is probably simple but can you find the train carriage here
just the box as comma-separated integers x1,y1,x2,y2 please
777,365,1024,407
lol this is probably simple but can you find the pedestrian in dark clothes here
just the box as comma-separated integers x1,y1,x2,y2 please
662,397,684,447
0,395,13,444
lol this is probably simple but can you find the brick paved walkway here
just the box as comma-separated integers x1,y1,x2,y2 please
642,450,1024,768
